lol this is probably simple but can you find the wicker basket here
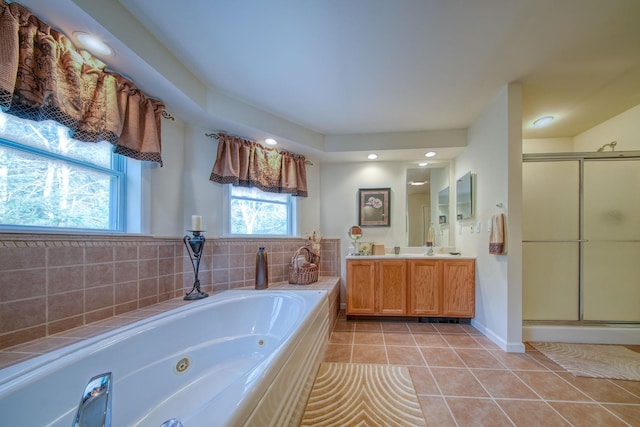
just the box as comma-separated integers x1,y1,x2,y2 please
288,246,319,285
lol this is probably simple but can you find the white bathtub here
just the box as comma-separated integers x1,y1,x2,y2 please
0,289,329,426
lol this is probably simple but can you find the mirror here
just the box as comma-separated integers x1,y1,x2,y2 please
438,187,449,224
456,171,473,220
406,164,451,247
347,225,362,255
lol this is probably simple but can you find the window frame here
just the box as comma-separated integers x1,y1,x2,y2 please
224,184,297,237
0,125,127,233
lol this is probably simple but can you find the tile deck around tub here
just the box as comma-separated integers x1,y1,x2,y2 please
0,277,340,370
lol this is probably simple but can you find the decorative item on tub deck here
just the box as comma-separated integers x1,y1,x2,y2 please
183,229,209,300
255,247,269,289
288,241,319,285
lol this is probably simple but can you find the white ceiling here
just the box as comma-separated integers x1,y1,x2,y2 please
13,0,640,162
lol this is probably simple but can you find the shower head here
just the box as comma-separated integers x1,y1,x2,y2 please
596,141,617,152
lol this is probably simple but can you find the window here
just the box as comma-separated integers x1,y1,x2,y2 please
228,185,295,235
0,111,126,232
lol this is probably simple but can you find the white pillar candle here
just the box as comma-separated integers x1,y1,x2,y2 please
191,215,202,231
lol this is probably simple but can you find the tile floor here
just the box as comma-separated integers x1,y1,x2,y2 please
325,312,640,427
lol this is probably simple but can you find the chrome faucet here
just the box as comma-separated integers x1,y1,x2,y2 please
73,372,112,427
73,372,183,427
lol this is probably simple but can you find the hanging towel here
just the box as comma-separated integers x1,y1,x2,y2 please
426,225,436,246
489,213,507,255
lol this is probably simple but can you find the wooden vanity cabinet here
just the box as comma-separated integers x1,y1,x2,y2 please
377,260,406,315
407,259,441,316
346,259,406,315
441,260,475,317
346,259,376,314
347,258,475,318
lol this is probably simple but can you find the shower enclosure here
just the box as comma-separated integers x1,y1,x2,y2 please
522,153,640,323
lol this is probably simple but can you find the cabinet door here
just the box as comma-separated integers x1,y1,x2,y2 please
377,260,406,315
346,260,376,314
442,260,475,317
407,260,441,316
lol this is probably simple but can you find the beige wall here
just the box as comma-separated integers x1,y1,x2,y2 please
454,83,524,352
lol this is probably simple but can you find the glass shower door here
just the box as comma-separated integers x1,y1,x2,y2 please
582,159,640,322
522,161,580,321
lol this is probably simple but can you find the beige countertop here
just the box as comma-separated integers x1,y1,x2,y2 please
346,254,475,260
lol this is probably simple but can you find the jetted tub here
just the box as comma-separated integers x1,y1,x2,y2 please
0,290,329,426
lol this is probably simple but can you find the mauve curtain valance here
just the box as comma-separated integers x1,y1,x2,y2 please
0,0,165,164
210,134,308,197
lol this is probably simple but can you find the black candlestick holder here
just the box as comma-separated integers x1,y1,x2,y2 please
183,230,209,300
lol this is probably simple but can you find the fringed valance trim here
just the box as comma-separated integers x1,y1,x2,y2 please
209,133,308,197
0,0,165,165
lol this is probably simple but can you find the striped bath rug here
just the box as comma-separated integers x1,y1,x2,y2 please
531,342,640,381
300,362,426,427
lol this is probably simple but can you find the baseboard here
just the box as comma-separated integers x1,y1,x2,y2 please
471,319,525,353
523,324,640,345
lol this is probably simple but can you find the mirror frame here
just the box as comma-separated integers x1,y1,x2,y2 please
456,171,474,220
405,162,453,247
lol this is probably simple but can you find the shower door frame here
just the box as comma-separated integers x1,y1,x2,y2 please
523,151,640,324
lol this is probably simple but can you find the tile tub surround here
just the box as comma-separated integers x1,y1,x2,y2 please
0,233,341,350
0,277,341,370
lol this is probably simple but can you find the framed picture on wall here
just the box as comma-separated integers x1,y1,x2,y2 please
358,188,391,227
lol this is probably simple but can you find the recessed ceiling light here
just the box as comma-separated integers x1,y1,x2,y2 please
533,116,554,127
265,138,277,145
367,153,378,160
418,162,429,167
409,181,427,186
75,32,113,56
425,151,436,158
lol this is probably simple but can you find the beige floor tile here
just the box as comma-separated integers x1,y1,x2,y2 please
549,402,630,427
351,344,387,364
354,321,382,332
417,396,457,427
323,343,352,363
473,335,502,350
353,331,384,345
442,334,484,348
446,397,513,427
409,367,441,395
412,333,448,347
433,324,467,334
431,368,489,397
456,348,506,369
603,403,640,426
557,372,640,404
318,317,640,427
407,322,438,334
383,331,416,346
472,369,539,399
497,400,571,427
460,324,482,335
420,347,465,367
332,318,355,331
514,371,591,401
526,350,567,371
386,346,426,366
611,378,640,396
380,322,410,332
329,331,353,345
489,350,548,371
